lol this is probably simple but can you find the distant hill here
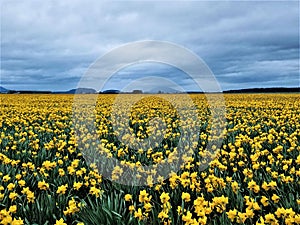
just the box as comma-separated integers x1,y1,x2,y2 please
0,86,9,93
54,88,97,94
224,87,300,93
1,86,52,94
67,88,97,94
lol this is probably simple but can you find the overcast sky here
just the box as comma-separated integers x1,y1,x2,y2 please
1,1,299,92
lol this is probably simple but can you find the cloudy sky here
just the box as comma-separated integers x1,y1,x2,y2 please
1,1,299,92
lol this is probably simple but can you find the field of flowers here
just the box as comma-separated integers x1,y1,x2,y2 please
0,93,300,225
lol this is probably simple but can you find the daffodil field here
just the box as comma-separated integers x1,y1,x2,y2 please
0,93,300,225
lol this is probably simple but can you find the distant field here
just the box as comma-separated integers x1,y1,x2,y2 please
0,94,300,225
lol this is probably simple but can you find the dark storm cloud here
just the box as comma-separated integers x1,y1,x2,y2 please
0,0,299,91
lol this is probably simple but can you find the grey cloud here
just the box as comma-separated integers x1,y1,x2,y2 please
1,0,299,91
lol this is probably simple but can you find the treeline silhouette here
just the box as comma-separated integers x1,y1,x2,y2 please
223,87,299,93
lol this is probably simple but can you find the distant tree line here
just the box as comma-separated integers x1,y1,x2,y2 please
223,87,300,93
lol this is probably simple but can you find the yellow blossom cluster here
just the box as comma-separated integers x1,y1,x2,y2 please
1,93,300,224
